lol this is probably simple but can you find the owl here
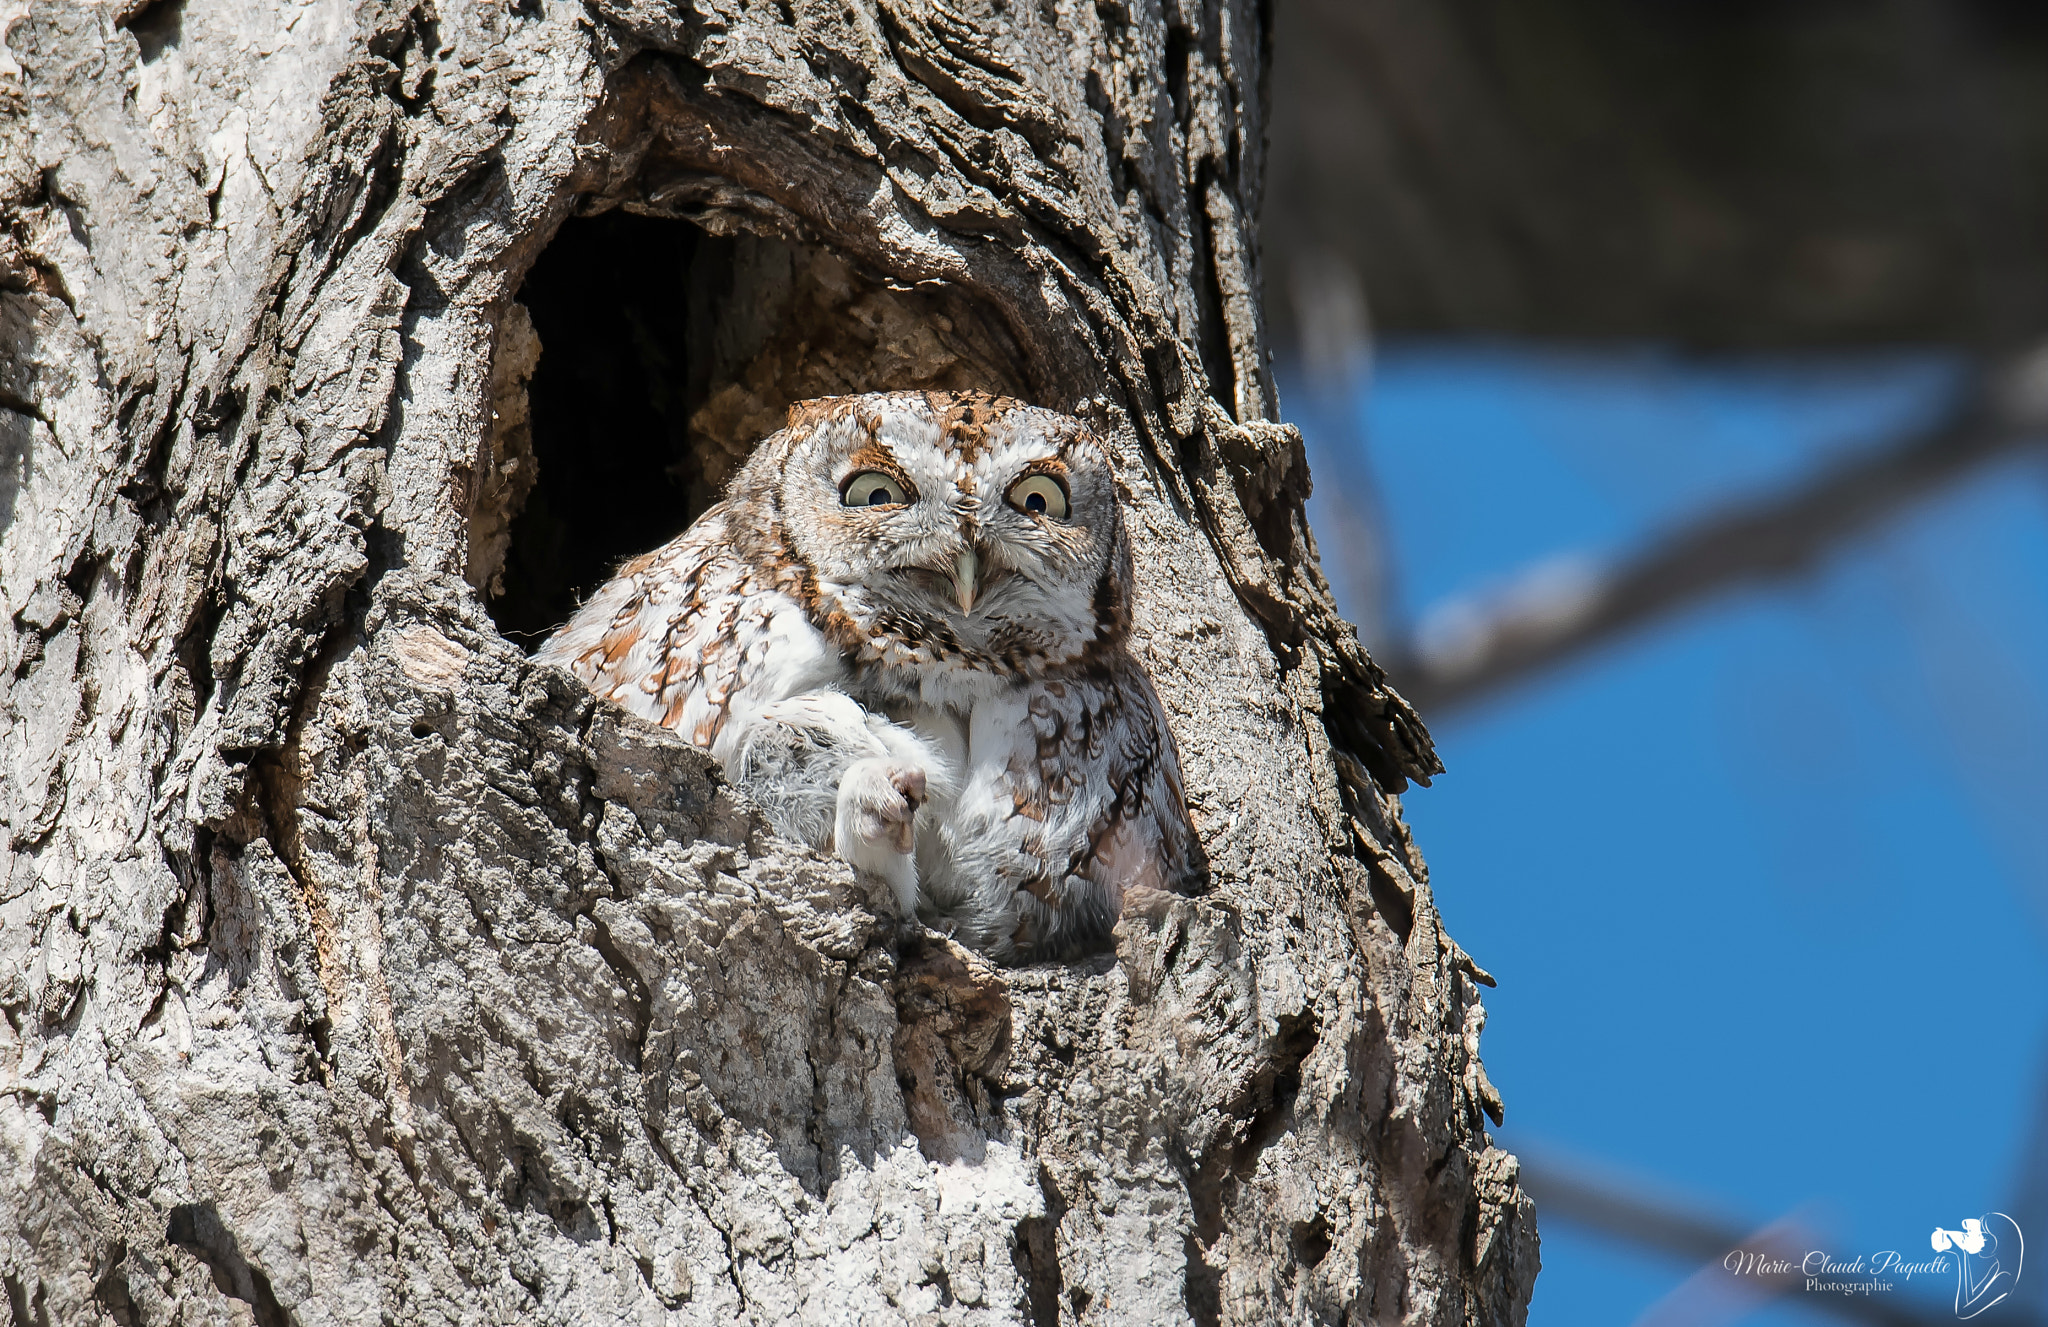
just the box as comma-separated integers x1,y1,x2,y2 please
535,390,1206,962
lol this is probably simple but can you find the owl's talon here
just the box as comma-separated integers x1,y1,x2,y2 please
836,757,924,917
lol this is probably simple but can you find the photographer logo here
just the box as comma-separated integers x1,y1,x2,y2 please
1930,1213,2023,1320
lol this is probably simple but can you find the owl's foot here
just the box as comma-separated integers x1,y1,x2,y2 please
835,758,926,916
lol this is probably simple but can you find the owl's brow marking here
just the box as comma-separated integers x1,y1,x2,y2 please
839,442,916,501
1012,457,1073,510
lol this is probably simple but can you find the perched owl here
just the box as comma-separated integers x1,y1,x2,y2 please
536,390,1205,962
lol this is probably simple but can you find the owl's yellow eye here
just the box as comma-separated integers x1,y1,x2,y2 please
841,471,908,507
1007,473,1069,520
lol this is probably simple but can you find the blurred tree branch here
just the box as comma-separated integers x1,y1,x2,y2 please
1382,345,2048,714
1291,251,1400,652
1521,1159,2045,1327
1266,0,2048,349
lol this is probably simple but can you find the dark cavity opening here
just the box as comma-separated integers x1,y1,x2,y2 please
487,210,707,644
123,0,185,64
479,205,1034,646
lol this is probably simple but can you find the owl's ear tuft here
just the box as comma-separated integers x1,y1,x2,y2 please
784,397,862,433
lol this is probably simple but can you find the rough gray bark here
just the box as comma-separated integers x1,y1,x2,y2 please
0,1,1534,1324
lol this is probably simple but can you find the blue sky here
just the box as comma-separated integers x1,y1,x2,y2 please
1279,344,2048,1327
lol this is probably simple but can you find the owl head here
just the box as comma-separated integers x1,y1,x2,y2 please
732,391,1133,681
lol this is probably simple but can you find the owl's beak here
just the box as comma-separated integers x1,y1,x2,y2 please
951,548,980,613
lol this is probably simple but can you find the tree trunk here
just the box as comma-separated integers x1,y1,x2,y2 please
0,0,1535,1323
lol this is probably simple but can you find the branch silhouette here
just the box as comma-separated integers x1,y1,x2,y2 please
1381,346,2048,715
1522,1160,2044,1327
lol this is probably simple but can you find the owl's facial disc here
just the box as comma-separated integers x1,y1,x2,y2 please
769,393,1129,669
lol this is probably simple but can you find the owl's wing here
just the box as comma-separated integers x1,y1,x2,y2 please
1067,662,1208,901
533,506,841,756
998,660,1208,958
